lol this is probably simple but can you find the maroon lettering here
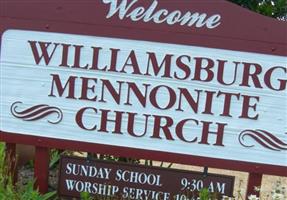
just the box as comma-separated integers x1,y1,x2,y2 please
108,48,120,72
150,85,176,110
217,91,240,117
98,109,124,134
202,91,216,115
72,45,89,69
124,82,150,107
240,62,263,88
239,95,260,120
99,79,124,104
28,41,59,65
90,47,107,71
176,119,198,143
59,43,71,67
199,121,226,146
174,55,191,80
176,88,201,112
145,52,173,78
193,57,214,82
264,66,287,91
151,115,174,140
217,60,239,86
127,112,150,137
79,77,98,101
120,50,142,75
76,107,97,131
49,74,77,99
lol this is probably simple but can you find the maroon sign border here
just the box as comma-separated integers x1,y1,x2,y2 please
0,0,287,178
0,0,286,56
1,132,286,176
58,155,235,198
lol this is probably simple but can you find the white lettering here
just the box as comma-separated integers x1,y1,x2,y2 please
103,0,137,19
103,168,112,179
166,10,182,25
65,179,76,190
122,187,168,200
208,181,215,192
115,169,162,186
217,182,226,194
102,0,221,29
75,181,85,192
65,163,72,174
127,7,145,21
115,169,122,181
88,166,97,177
206,14,221,28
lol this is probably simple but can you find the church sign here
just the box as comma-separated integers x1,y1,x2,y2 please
0,0,286,179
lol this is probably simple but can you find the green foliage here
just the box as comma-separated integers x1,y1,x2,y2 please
80,192,120,200
14,180,56,200
199,188,211,200
229,0,287,19
80,192,93,200
0,143,56,200
49,149,61,169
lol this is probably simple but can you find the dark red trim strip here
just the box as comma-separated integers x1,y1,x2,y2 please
1,132,286,177
1,17,286,57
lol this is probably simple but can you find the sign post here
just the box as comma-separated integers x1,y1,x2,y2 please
1,0,286,198
34,146,50,194
247,173,262,197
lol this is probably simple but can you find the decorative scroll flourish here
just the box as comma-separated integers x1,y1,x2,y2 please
10,101,63,124
239,129,287,151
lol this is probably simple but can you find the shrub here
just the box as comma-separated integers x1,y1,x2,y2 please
0,143,56,200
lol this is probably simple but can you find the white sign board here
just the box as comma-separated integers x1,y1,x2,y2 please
1,30,286,166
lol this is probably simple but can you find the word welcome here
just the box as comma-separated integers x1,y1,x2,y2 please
102,0,221,28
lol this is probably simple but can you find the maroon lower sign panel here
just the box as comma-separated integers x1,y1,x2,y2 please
59,156,234,199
